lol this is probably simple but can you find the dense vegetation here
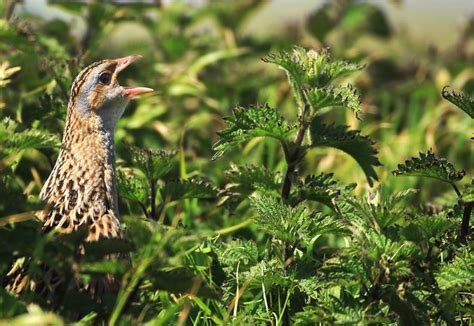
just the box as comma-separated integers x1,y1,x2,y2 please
0,1,472,325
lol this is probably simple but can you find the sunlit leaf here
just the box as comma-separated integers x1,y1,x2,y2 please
393,150,465,185
212,105,295,159
305,84,361,115
442,87,474,119
436,249,474,290
262,47,364,93
0,118,60,153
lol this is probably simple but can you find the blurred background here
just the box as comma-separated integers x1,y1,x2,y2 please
1,0,473,218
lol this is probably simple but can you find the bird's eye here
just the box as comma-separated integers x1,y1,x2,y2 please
98,72,111,85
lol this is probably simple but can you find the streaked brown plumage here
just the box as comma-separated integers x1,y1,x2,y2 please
5,55,153,295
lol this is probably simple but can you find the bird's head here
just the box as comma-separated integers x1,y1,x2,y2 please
69,55,153,129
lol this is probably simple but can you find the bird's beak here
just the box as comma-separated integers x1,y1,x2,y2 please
114,54,154,98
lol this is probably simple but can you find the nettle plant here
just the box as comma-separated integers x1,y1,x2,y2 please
118,145,217,224
394,88,473,240
211,47,385,323
209,48,473,324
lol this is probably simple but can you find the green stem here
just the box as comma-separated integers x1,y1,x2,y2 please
279,99,310,326
280,103,309,200
451,183,461,198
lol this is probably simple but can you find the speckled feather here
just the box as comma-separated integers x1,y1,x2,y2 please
39,106,121,241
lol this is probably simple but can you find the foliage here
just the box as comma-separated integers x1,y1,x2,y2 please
393,149,465,185
0,1,473,325
309,120,380,186
442,87,474,119
0,118,60,154
212,105,295,159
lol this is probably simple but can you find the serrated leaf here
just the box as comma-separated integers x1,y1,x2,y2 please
160,178,217,201
262,47,364,90
463,180,474,203
291,173,345,209
212,105,295,159
250,193,347,245
213,239,259,269
309,119,380,186
117,169,148,204
129,146,176,183
442,87,474,119
393,150,465,185
340,189,416,231
224,163,281,194
250,194,311,243
305,84,361,115
0,118,60,153
412,214,453,242
436,249,474,290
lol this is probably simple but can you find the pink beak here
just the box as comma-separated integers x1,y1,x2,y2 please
114,55,154,98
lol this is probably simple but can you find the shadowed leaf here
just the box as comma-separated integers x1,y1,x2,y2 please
160,178,217,201
309,119,380,186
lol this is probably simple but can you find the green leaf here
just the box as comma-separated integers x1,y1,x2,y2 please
309,119,380,186
250,193,311,243
291,173,348,209
305,84,361,115
212,105,295,159
436,249,474,290
129,146,176,183
0,118,60,153
463,180,474,203
262,47,364,93
160,178,217,201
223,163,281,195
81,261,129,275
393,150,465,185
412,214,453,242
117,169,148,204
250,193,347,245
340,190,416,231
0,288,27,318
442,87,474,119
213,239,259,269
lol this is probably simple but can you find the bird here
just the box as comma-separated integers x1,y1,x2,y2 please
5,55,153,294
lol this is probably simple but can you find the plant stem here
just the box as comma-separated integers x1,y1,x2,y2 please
451,183,461,198
460,202,472,240
150,179,157,219
281,103,309,200
137,201,149,219
280,101,309,326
